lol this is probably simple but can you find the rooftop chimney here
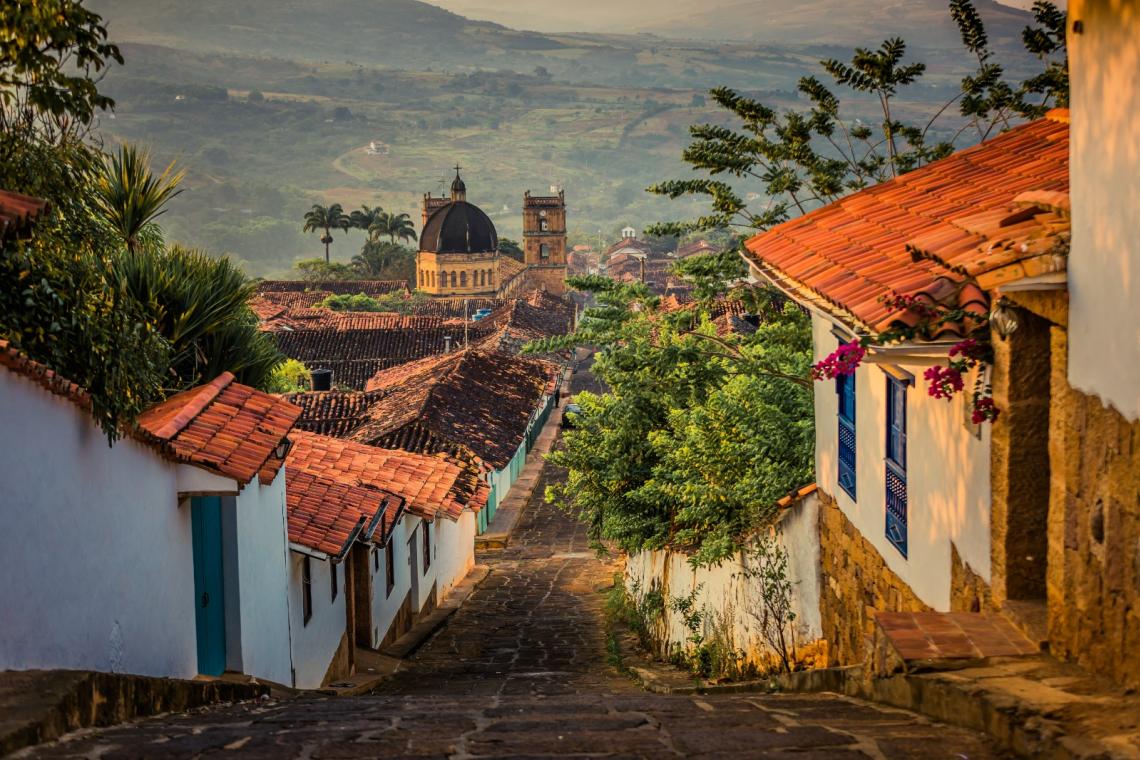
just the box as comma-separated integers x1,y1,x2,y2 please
310,368,332,392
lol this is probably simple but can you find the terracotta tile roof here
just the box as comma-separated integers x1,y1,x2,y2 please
776,483,818,510
136,372,301,486
262,311,445,333
285,468,402,558
603,238,653,259
0,190,49,242
257,280,409,296
476,292,576,355
0,339,91,410
497,255,528,291
284,389,387,437
906,191,1071,292
742,111,1069,337
675,240,721,259
287,430,486,519
272,321,498,390
403,297,504,319
358,349,556,470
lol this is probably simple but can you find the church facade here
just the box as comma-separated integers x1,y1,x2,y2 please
416,169,567,297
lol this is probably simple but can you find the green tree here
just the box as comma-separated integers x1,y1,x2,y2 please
113,245,284,392
0,0,122,151
352,239,408,277
497,237,523,260
302,203,350,263
530,276,814,567
93,144,184,253
649,1,1067,237
294,257,357,281
348,204,384,232
319,290,427,314
369,211,417,245
0,0,173,441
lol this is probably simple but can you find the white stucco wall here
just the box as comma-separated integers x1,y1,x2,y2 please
811,315,992,610
368,518,412,648
0,371,199,678
229,473,294,685
435,511,477,599
625,494,822,664
1067,0,1140,421
404,515,439,612
288,553,346,689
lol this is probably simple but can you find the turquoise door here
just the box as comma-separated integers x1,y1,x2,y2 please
190,496,226,676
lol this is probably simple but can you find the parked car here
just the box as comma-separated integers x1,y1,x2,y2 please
561,403,582,428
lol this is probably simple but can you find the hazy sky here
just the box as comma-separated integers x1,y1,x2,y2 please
430,0,1066,34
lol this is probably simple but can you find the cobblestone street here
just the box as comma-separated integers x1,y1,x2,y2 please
22,362,1007,759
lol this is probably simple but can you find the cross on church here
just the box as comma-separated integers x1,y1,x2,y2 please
454,163,461,175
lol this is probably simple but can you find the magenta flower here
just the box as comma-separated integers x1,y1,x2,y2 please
811,340,866,380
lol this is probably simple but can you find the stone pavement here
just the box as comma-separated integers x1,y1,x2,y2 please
22,457,1007,759
21,359,1007,759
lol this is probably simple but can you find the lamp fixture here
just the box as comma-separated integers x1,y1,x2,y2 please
275,437,293,461
989,299,1020,339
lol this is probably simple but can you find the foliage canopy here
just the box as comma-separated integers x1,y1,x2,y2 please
533,274,814,567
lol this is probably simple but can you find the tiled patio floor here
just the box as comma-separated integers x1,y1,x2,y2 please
876,611,1040,661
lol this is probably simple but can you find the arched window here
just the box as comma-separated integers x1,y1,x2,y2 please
540,244,550,259
479,270,486,287
460,270,467,288
430,271,436,287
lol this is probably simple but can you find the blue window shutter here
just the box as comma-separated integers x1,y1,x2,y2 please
837,361,857,501
885,378,908,557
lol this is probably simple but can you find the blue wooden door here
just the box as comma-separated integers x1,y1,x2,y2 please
191,496,226,676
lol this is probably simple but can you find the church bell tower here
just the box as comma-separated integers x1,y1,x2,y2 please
522,187,567,295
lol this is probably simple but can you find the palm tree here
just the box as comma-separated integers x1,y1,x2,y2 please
349,204,385,232
369,211,418,246
352,239,398,277
94,144,185,253
303,203,351,263
112,245,283,392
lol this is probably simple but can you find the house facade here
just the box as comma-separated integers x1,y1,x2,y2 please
0,353,301,685
741,111,1070,665
286,430,486,660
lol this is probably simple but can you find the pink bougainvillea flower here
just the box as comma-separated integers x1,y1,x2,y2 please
924,364,964,400
972,396,1000,424
811,340,866,380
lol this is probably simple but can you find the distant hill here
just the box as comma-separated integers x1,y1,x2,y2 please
90,0,566,70
644,0,1031,49
430,0,1032,51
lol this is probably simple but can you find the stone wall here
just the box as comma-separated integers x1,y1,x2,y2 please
1046,326,1140,688
816,490,929,666
989,307,1053,606
624,492,825,674
950,543,993,613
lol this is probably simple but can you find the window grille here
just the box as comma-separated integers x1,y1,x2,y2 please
885,377,908,556
837,368,857,500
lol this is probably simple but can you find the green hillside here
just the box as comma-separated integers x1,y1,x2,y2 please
86,0,1038,276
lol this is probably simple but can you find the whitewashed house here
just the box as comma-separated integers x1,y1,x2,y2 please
740,111,1070,663
286,430,486,672
0,352,301,684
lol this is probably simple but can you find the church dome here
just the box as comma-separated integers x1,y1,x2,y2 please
420,200,498,254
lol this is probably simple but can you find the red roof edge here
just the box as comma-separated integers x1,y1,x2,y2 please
776,483,818,510
1046,108,1069,124
140,372,235,441
0,339,91,410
